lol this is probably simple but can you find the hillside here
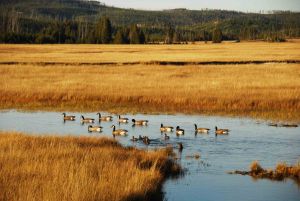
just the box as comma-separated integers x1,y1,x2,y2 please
0,0,299,43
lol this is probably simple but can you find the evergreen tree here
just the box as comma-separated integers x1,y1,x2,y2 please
114,29,125,44
100,17,112,44
95,16,112,44
139,30,145,44
212,27,222,43
129,25,140,44
165,26,174,44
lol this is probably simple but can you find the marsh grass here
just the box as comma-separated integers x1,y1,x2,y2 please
0,43,299,121
0,131,181,201
0,63,299,121
231,161,300,183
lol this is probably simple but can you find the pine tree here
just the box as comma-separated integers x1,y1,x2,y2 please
114,29,125,44
212,27,223,43
95,16,112,44
139,30,145,44
165,26,174,44
100,17,112,44
129,25,140,44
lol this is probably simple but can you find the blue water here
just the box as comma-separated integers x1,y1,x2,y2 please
0,110,299,201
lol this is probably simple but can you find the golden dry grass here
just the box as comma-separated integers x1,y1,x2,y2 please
0,41,299,63
249,161,300,181
230,161,300,183
0,63,299,121
0,42,299,121
0,131,181,201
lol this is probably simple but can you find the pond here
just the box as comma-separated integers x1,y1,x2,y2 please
0,110,299,201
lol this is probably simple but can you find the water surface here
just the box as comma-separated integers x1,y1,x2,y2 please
0,110,299,201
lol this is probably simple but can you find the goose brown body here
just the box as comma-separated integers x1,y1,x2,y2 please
132,119,148,126
160,124,173,132
118,115,129,123
97,113,113,121
111,125,128,136
194,124,210,134
88,125,102,132
81,115,95,123
215,126,229,135
62,113,75,121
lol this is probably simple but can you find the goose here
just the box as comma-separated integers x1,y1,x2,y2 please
62,113,75,121
132,119,148,126
178,142,183,152
118,115,129,123
130,136,139,142
143,136,150,145
215,126,229,135
81,115,95,123
111,125,128,136
268,123,278,127
88,125,103,132
176,126,185,135
97,113,113,121
164,133,170,140
194,124,210,134
160,124,174,132
139,135,144,140
280,123,298,128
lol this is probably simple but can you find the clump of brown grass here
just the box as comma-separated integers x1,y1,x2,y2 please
249,160,264,174
231,161,300,183
0,131,181,201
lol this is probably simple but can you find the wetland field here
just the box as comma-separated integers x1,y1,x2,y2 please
0,41,300,121
0,41,300,201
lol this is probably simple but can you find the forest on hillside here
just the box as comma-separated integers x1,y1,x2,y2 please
0,0,299,43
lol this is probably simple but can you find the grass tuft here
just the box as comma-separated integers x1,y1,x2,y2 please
232,161,300,183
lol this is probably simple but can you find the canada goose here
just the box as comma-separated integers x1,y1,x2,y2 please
132,119,148,126
164,133,170,140
81,115,95,123
215,126,229,135
194,124,210,134
118,115,129,123
139,135,144,140
178,142,183,152
268,123,278,127
176,126,185,135
88,125,103,132
62,113,75,121
130,136,139,142
143,136,150,145
111,125,128,136
97,113,113,121
280,123,298,128
160,124,174,132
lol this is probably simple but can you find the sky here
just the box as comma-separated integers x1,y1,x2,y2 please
98,0,300,12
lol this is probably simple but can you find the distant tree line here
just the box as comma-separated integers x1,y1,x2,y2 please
0,1,299,44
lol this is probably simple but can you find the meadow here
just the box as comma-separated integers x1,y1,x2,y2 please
0,131,181,201
0,42,299,121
